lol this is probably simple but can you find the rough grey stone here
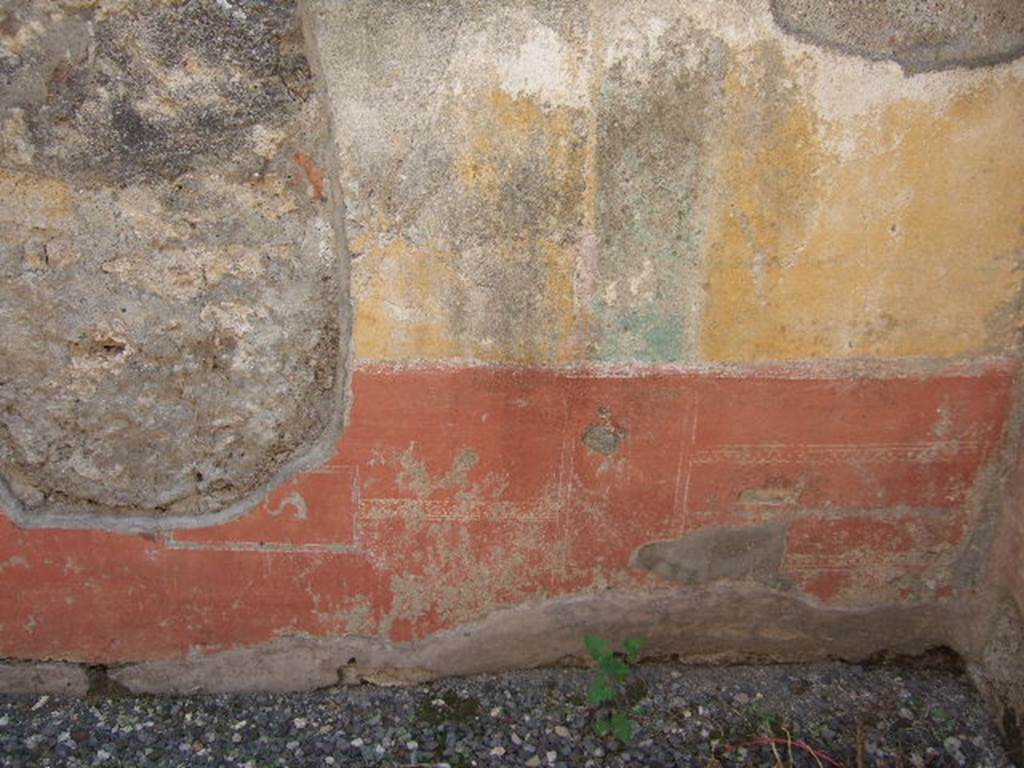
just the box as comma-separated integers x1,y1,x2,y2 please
631,524,788,586
1,0,312,184
771,0,1024,74
971,597,1024,765
0,0,349,527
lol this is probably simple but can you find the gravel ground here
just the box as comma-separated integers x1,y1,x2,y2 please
0,661,1012,767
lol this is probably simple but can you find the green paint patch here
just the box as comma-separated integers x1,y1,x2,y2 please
594,309,686,363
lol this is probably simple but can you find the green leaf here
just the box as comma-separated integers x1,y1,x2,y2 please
588,673,615,704
611,711,634,743
598,655,629,682
584,634,611,662
623,637,644,664
594,719,611,737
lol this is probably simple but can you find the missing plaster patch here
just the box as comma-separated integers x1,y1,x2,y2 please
738,478,806,507
770,0,1024,74
632,523,789,588
977,598,1024,763
582,408,625,456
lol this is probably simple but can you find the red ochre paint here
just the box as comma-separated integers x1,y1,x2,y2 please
0,362,1015,662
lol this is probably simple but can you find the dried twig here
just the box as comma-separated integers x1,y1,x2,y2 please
724,737,844,768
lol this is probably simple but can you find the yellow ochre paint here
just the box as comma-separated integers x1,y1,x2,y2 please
355,86,585,364
702,61,1024,362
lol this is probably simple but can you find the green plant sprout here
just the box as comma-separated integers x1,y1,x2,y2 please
584,634,645,743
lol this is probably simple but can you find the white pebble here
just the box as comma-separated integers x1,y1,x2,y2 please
490,746,506,756
350,738,364,747
406,741,418,751
490,706,502,717
546,750,557,763
293,718,307,729
554,725,570,738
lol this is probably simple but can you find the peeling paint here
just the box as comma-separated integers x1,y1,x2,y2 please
0,364,1012,665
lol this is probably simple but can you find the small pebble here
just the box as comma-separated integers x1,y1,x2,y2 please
0,661,1009,767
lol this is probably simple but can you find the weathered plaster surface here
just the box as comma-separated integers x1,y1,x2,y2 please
974,391,1024,763
306,0,588,365
0,661,88,696
977,599,1024,764
0,365,1013,669
308,0,1024,367
0,0,1023,728
105,587,969,695
0,0,349,525
702,63,1024,361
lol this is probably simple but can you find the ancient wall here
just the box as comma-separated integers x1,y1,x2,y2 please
978,422,1024,763
1,0,1022,730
